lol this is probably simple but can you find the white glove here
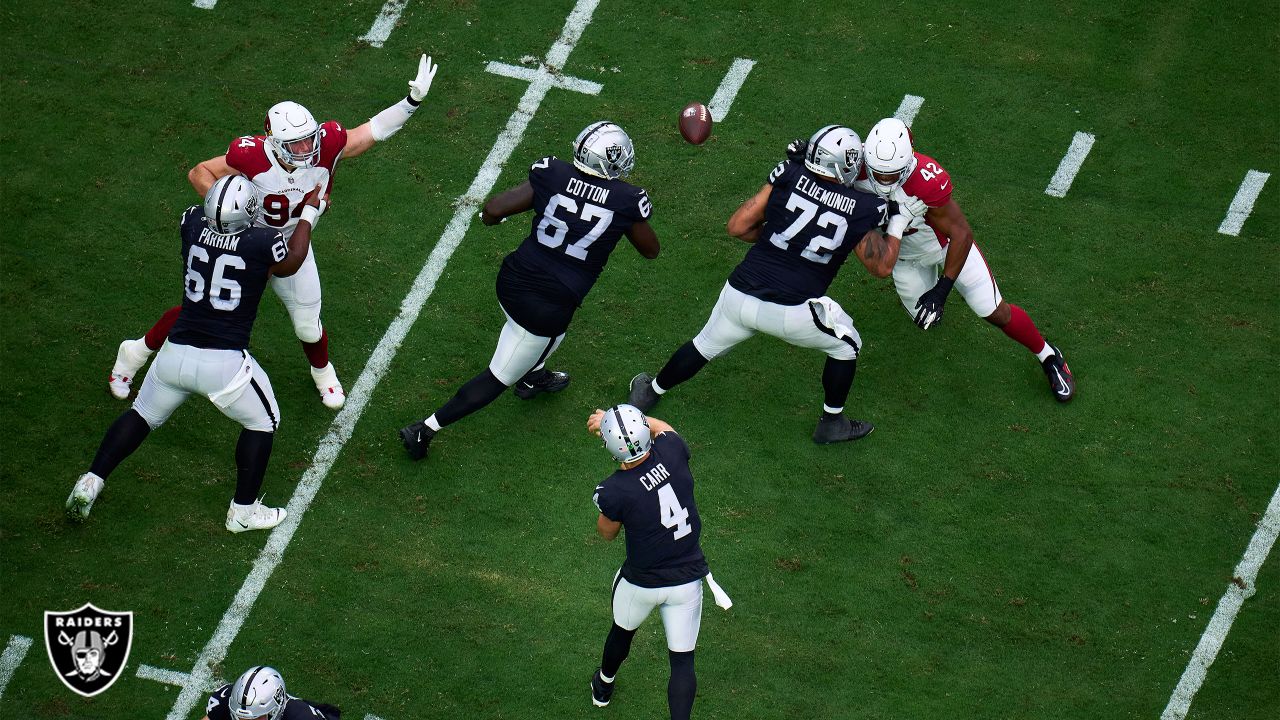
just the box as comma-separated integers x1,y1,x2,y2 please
408,54,438,103
893,188,928,218
887,212,911,239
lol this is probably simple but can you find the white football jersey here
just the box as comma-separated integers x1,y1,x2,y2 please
225,120,347,240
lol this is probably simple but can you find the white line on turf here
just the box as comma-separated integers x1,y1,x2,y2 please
485,61,602,95
136,664,214,689
192,0,217,8
152,2,604,718
1161,480,1280,719
1217,169,1270,236
360,0,411,48
364,715,387,720
707,58,756,122
893,94,925,127
0,635,33,702
1044,131,1096,198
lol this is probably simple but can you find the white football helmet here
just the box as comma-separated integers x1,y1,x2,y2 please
864,118,918,198
264,101,321,168
572,121,635,179
228,666,288,720
804,125,863,187
203,175,259,234
599,404,652,463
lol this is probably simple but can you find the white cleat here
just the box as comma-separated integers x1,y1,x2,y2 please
109,338,153,400
310,362,346,409
225,499,287,533
66,473,105,522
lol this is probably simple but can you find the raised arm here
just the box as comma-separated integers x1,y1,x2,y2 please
343,54,440,159
188,154,238,197
727,183,772,242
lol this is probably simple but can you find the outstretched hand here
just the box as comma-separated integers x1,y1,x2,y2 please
409,54,439,102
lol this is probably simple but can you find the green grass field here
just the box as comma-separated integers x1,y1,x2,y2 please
2,1,1277,718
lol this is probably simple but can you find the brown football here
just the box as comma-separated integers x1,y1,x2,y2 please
678,102,712,145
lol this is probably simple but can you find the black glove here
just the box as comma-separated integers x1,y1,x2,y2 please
913,276,954,330
785,138,808,164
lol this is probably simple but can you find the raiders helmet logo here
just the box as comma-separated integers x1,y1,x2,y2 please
845,148,860,167
606,144,623,164
44,603,133,697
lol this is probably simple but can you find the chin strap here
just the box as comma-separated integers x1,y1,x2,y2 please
369,95,420,142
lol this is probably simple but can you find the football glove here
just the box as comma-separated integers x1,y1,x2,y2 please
913,276,954,330
785,138,808,164
408,55,439,103
893,188,929,218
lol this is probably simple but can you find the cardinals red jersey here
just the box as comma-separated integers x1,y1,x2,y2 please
225,120,347,240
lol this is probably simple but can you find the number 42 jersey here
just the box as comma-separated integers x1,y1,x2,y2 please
508,156,652,303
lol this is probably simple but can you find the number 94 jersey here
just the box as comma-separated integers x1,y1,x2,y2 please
511,156,652,303
729,159,889,305
225,121,347,240
593,432,709,589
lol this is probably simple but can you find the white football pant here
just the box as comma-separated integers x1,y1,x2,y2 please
892,241,1003,319
132,342,280,433
487,307,565,386
692,282,860,362
611,574,703,653
269,244,325,343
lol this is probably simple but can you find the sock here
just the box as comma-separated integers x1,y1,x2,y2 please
667,650,697,720
651,378,667,395
433,369,509,427
821,358,857,413
654,341,711,394
1000,304,1047,355
233,429,275,504
1035,344,1056,362
143,306,182,351
424,415,442,432
89,409,153,479
823,404,844,416
301,329,330,369
601,623,636,679
599,670,615,684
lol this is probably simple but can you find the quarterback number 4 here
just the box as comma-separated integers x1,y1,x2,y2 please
657,484,692,541
537,193,614,260
184,246,244,311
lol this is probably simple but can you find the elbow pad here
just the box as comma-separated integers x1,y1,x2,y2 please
369,96,420,142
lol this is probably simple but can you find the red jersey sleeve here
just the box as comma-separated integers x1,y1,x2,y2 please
902,152,953,208
224,135,272,179
317,121,347,171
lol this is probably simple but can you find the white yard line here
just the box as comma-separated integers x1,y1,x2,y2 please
706,58,756,122
485,61,602,95
364,715,387,720
1044,131,1096,197
1161,481,1280,719
153,2,604,718
359,0,411,48
893,94,925,127
192,0,217,8
0,635,33,703
1217,169,1270,236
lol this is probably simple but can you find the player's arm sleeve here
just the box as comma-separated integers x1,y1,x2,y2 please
204,684,232,720
656,431,691,464
767,160,791,186
632,188,653,222
593,483,621,522
915,168,954,208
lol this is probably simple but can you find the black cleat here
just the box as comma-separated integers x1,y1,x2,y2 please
1041,342,1075,403
398,420,436,461
590,669,614,707
812,413,874,444
628,372,660,413
513,368,571,399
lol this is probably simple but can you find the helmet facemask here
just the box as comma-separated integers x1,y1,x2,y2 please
864,118,917,198
264,101,321,169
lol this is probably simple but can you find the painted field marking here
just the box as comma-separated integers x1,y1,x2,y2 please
142,2,605,718
485,61,602,95
707,58,756,122
135,663,223,690
893,94,925,127
1161,480,1280,719
1217,169,1270,236
360,0,411,48
0,635,33,703
1044,131,1096,197
365,715,387,720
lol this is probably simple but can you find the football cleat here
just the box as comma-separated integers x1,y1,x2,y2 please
513,368,571,400
812,413,874,444
109,338,153,400
226,499,287,533
66,473,105,522
627,372,661,413
310,362,346,409
399,420,436,461
1041,342,1075,403
590,669,614,707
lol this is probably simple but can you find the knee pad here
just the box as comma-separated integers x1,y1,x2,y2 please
293,317,323,343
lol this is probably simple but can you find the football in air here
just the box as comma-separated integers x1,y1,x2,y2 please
678,102,712,145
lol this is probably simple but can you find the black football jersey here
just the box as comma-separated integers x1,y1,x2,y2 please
169,206,287,350
508,156,652,302
206,682,340,720
593,432,708,588
728,160,889,305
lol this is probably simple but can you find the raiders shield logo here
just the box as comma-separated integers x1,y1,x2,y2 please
606,144,623,164
845,147,859,167
44,603,133,697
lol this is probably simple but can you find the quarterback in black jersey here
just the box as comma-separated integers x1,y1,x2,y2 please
399,121,659,460
66,176,322,532
629,125,922,444
587,405,730,720
204,665,340,720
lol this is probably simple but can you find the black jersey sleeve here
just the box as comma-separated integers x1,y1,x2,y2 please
593,480,623,522
205,683,232,720
283,697,342,719
630,187,653,223
653,431,690,465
